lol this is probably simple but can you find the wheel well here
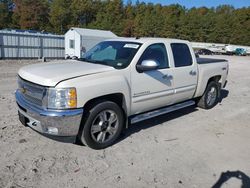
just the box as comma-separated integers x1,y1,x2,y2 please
83,93,126,115
198,75,221,98
206,75,222,96
207,75,221,84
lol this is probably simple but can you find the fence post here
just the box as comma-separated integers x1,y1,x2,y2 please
40,36,43,59
17,35,20,58
0,33,3,59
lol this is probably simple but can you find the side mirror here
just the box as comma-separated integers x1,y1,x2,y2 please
136,60,160,73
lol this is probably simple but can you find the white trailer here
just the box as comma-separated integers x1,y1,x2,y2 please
65,27,117,59
192,41,250,55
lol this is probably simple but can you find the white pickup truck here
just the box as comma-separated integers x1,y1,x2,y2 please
16,38,228,149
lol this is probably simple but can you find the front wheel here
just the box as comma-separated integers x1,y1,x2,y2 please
80,101,124,149
197,81,220,109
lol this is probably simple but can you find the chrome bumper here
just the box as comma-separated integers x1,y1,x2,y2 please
15,91,83,138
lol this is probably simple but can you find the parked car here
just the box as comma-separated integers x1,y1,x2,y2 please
196,48,214,55
16,38,229,149
235,48,247,56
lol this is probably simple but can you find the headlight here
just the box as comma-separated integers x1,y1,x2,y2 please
47,88,77,109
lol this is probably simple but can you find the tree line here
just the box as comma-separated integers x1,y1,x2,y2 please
0,0,250,46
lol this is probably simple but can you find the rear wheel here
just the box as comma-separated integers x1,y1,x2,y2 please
80,101,124,149
197,81,220,109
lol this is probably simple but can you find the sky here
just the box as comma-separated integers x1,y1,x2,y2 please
131,0,250,8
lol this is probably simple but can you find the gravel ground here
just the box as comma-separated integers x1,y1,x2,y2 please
0,56,250,188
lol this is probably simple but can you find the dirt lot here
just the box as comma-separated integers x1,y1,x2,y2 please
0,55,250,188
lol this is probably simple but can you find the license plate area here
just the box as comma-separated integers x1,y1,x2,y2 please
18,110,42,132
18,111,28,126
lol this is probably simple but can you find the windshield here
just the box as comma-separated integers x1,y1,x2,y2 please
80,41,141,69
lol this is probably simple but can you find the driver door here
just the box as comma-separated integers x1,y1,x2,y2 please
131,43,175,115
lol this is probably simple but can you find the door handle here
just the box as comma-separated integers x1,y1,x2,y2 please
189,70,197,76
162,74,173,80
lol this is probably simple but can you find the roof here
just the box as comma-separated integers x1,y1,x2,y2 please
105,37,190,44
0,29,63,37
69,27,117,38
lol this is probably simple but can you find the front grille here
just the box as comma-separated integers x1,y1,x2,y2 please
18,77,46,107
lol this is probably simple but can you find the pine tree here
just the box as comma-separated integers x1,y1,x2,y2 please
89,0,124,35
12,0,50,30
0,0,249,46
210,5,235,44
162,4,185,38
230,7,250,46
122,0,135,37
49,0,71,34
0,0,13,29
70,0,96,27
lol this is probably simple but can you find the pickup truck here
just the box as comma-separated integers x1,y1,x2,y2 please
16,38,229,149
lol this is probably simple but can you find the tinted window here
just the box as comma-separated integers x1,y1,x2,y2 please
171,43,193,67
139,43,169,69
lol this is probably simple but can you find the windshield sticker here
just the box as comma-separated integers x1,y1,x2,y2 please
124,44,139,49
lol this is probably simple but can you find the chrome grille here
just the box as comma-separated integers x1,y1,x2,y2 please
18,77,46,107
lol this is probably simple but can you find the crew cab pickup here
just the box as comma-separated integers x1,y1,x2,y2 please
16,38,228,149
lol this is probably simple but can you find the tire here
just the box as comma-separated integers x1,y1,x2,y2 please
197,81,220,109
79,101,124,149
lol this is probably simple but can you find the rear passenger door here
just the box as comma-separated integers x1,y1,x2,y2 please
170,43,198,103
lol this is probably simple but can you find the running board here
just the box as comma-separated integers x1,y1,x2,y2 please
130,100,195,124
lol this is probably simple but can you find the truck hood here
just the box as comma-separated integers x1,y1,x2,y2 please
18,60,114,86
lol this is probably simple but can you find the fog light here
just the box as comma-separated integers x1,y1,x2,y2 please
47,127,58,135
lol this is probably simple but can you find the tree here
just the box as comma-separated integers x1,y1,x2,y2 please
12,0,50,30
179,7,212,41
70,0,96,27
0,0,249,46
49,0,72,33
161,4,185,38
0,0,13,29
230,7,250,46
89,0,124,35
142,4,164,37
122,0,135,37
209,5,235,44
133,1,147,36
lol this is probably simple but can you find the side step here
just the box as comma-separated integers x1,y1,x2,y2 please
130,100,195,124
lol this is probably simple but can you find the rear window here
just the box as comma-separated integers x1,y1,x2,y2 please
171,43,193,67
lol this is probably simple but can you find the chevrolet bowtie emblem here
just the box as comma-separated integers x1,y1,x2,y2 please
21,87,27,94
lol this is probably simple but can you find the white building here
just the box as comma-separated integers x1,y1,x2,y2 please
0,29,64,59
65,27,117,59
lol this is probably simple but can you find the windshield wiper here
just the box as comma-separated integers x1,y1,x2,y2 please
91,60,110,66
78,58,96,63
78,58,111,67
78,57,87,62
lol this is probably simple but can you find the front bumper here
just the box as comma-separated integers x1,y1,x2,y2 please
15,91,83,142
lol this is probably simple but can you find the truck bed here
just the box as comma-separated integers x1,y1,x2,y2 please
197,58,227,64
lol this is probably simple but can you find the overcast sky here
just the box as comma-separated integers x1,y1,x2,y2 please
130,0,250,8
